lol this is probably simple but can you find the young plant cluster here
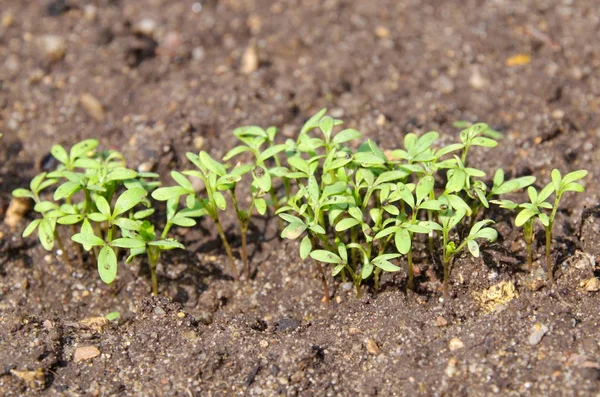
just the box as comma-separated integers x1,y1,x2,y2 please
12,140,202,295
13,110,587,300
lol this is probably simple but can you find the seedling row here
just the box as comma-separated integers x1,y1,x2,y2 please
12,110,587,299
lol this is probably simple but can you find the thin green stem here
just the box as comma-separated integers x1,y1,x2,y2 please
214,213,238,281
147,246,160,295
545,225,553,285
54,230,72,269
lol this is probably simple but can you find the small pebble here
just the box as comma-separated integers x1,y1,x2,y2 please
365,338,381,355
241,42,259,74
4,197,31,229
39,35,66,62
80,93,105,122
133,19,156,37
435,316,448,327
528,323,549,346
581,277,600,292
449,337,464,351
73,346,101,362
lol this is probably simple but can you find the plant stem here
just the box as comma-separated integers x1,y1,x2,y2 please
443,257,450,297
407,247,414,291
241,226,249,279
230,190,249,278
545,225,553,284
213,214,238,280
147,246,160,295
54,231,72,269
374,267,381,292
314,259,330,303
523,219,534,271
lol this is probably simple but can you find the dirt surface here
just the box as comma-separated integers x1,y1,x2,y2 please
1,0,600,396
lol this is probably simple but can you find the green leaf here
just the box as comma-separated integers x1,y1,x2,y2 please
348,207,363,221
255,198,267,215
88,212,108,222
333,129,362,145
537,183,554,203
70,139,98,161
335,218,361,232
493,169,505,188
527,186,538,203
446,169,466,193
253,166,272,192
490,199,518,210
281,222,307,240
50,144,69,165
152,186,189,201
171,216,197,227
375,170,410,186
561,182,584,193
299,235,312,260
34,201,58,213
38,219,55,251
537,212,550,227
419,200,442,211
394,228,411,254
57,214,85,225
319,116,334,139
223,145,251,161
361,262,374,279
287,156,310,175
148,239,185,250
414,131,439,153
562,169,588,185
98,245,118,284
213,191,227,210
372,258,401,272
72,232,105,247
445,194,471,215
106,168,137,182
113,217,140,231
332,264,345,277
200,151,227,177
259,144,287,162
22,219,41,238
301,108,327,135
310,250,342,264
30,173,48,193
436,143,464,158
105,311,120,321
493,176,536,195
278,213,304,225
416,175,434,205
54,181,82,200
95,196,111,217
113,188,147,216
111,238,146,249
471,137,498,148
467,239,480,257
515,208,538,227
72,158,101,169
469,219,493,236
12,188,33,199
473,227,498,242
171,171,194,191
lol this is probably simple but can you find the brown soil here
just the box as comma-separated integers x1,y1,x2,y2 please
1,0,600,396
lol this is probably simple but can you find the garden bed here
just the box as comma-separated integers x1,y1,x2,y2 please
1,0,599,395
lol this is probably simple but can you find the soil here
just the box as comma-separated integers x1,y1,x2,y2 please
1,0,600,396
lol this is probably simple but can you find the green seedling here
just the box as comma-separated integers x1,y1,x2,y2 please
71,187,148,284
223,126,288,278
374,177,442,291
498,169,587,283
435,200,498,296
12,173,68,264
154,152,242,280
